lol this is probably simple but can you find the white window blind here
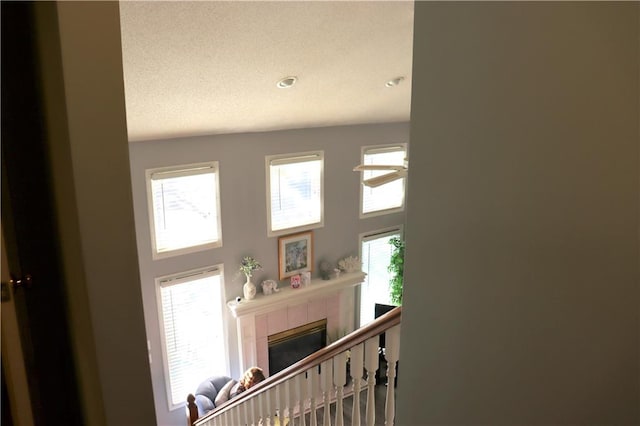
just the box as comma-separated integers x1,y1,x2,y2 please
147,162,222,257
361,146,406,215
359,229,400,326
158,268,227,409
267,152,323,234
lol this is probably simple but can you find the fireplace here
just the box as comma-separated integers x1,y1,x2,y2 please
268,319,327,375
226,271,366,375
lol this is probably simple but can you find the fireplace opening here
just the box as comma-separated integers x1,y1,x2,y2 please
268,319,327,375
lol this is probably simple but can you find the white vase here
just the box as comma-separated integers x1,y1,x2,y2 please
243,276,257,300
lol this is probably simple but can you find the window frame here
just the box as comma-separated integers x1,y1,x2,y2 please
357,225,403,328
265,150,325,237
155,264,230,411
145,161,223,260
359,143,408,219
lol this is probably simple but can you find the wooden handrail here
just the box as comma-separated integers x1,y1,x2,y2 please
195,306,402,425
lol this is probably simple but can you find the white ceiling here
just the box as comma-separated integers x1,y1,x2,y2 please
119,1,414,142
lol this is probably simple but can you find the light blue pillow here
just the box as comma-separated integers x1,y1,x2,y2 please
214,379,236,407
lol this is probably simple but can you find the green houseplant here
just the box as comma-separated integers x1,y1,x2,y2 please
239,256,262,280
388,237,405,306
239,256,262,300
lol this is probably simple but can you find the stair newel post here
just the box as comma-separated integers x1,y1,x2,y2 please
309,366,320,426
384,325,401,426
333,351,348,426
320,359,333,426
364,335,380,426
350,343,364,426
296,372,307,426
187,394,198,426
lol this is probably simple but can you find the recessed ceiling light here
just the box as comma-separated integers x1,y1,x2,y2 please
385,76,405,87
277,76,297,89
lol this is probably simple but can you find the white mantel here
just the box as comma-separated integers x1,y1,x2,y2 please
228,271,366,375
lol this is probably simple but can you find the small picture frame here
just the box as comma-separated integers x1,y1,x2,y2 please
290,274,301,289
278,231,313,280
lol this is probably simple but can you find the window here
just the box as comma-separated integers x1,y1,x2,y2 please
266,151,323,236
360,144,407,217
146,162,222,258
359,228,402,326
156,266,228,410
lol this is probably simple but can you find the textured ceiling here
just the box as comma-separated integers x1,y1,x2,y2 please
119,1,414,142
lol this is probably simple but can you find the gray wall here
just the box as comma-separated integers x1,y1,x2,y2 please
128,122,408,425
398,2,639,424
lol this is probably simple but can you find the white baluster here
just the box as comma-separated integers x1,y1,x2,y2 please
267,385,275,426
268,386,278,426
230,408,236,426
259,392,268,426
309,367,320,426
291,379,297,422
350,343,364,426
240,399,248,426
251,393,259,426
384,325,401,426
279,376,296,426
225,406,232,426
277,382,286,426
320,360,333,426
234,406,242,426
364,335,380,426
225,407,232,426
297,372,307,426
333,352,348,426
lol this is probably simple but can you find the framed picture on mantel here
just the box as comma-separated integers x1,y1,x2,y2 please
278,231,313,280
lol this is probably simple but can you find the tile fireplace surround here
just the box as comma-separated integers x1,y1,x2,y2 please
227,271,366,376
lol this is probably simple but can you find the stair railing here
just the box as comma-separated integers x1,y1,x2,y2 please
194,306,401,426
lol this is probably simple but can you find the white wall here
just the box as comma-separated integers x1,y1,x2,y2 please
398,2,639,424
35,2,157,425
128,123,409,425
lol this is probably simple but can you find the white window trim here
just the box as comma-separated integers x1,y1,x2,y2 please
145,161,223,260
155,264,230,411
265,150,325,237
357,225,404,328
358,143,408,219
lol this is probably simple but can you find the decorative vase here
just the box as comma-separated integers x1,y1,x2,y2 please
243,276,257,300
